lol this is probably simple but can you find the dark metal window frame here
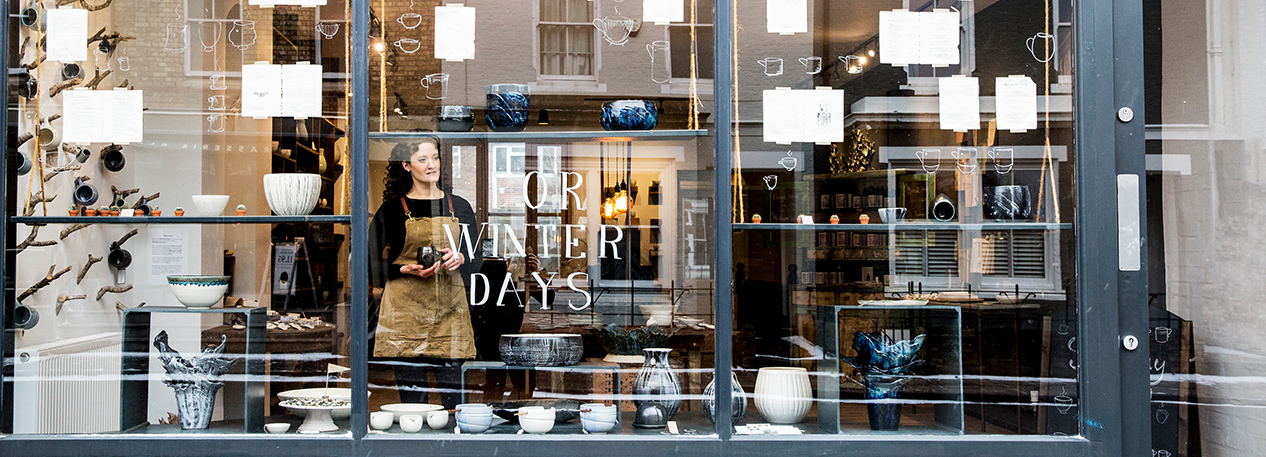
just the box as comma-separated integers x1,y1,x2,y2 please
0,0,1149,455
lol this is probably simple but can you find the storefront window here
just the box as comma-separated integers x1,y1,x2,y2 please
8,0,353,435
364,0,715,436
729,0,1078,435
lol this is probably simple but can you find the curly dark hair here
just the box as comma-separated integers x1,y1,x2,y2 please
382,135,441,201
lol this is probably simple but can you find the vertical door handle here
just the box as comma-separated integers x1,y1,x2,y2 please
1117,174,1141,271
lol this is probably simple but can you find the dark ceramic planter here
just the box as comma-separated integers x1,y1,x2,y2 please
485,84,530,132
600,100,658,131
983,185,1032,220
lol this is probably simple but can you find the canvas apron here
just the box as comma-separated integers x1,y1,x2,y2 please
373,196,476,359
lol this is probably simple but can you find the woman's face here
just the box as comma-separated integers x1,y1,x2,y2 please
401,142,441,186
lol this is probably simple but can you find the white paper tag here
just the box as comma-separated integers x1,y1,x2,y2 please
435,5,476,61
281,64,323,119
644,0,684,25
242,63,283,118
763,89,845,144
879,10,959,66
47,9,88,62
995,76,1038,132
766,0,808,35
63,90,144,143
938,76,980,132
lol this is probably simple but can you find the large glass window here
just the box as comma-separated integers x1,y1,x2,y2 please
729,0,1077,436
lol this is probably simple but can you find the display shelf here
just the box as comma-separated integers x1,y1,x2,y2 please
368,129,708,142
12,215,352,225
121,307,266,434
734,222,1072,231
459,361,624,411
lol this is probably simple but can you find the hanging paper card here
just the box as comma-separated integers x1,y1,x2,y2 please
879,10,959,66
763,88,844,144
644,0,684,25
435,5,476,61
921,10,960,65
938,76,980,131
282,64,323,119
47,9,88,62
767,0,808,35
104,90,144,143
242,63,283,118
63,90,144,143
995,76,1038,132
878,10,920,65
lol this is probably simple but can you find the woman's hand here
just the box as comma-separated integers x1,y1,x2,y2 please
400,262,442,278
440,248,464,271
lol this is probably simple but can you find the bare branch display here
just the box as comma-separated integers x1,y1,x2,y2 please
59,223,92,240
17,265,73,303
14,227,57,255
96,284,133,301
77,254,103,283
56,293,87,315
23,190,57,216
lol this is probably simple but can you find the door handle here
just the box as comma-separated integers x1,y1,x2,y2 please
1117,174,1141,271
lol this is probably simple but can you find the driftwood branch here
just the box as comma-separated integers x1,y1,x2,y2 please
113,228,139,248
43,161,81,183
49,75,84,98
96,284,132,301
81,0,115,13
25,55,46,71
77,254,103,284
14,227,57,255
17,265,73,303
60,223,92,240
117,79,130,89
84,68,112,90
56,293,87,316
18,37,29,63
111,185,140,204
115,301,128,313
133,192,159,209
16,132,34,148
24,191,57,216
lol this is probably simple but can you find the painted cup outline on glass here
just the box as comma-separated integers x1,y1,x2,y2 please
778,151,797,171
840,55,864,74
1026,32,1055,63
207,114,225,133
647,41,670,83
198,22,222,53
951,147,978,174
798,56,821,74
988,147,1014,174
208,95,227,111
398,12,423,29
763,175,778,191
1153,326,1171,344
593,15,635,46
421,73,450,100
209,74,227,90
164,23,188,53
915,148,941,173
758,57,783,76
316,23,340,39
117,48,130,72
229,20,257,51
394,38,421,54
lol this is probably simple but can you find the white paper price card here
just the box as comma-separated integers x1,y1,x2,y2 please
763,88,844,145
63,90,144,143
879,10,960,66
242,63,283,118
644,0,684,25
47,9,88,62
938,76,980,132
767,0,808,35
995,76,1038,132
282,64,323,119
435,5,476,61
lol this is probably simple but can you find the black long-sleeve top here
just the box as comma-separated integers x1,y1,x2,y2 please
368,194,482,290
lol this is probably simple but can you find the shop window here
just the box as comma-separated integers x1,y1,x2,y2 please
538,0,596,77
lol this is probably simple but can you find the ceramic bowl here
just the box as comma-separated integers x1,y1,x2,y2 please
581,417,616,433
264,423,291,434
369,411,394,430
263,174,321,215
592,324,677,360
426,410,449,429
491,400,581,423
167,275,230,308
519,416,554,434
878,207,907,224
580,403,618,423
279,388,368,420
380,403,444,422
638,304,677,326
191,195,230,216
600,100,658,131
499,333,583,367
485,84,530,132
399,415,424,433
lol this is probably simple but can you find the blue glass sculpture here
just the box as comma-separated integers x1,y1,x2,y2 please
842,331,925,431
600,100,658,131
485,84,530,132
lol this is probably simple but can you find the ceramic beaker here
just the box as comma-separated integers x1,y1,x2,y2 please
758,58,783,76
421,73,449,100
798,56,821,74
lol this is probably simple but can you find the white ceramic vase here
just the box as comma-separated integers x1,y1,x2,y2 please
753,366,812,424
263,173,321,215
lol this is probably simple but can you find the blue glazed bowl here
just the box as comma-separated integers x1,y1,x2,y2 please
485,84,530,132
600,100,658,131
167,275,231,308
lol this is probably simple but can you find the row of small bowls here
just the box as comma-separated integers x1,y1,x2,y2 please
366,402,619,434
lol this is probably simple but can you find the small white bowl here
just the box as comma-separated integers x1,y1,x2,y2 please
426,410,449,429
456,420,490,433
581,417,616,433
264,423,291,434
191,195,230,216
399,415,424,433
380,403,444,423
519,416,554,434
167,275,230,308
370,411,394,430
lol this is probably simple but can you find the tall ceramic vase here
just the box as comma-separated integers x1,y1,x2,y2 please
753,367,812,424
863,375,907,431
702,371,747,425
171,381,225,430
633,348,682,419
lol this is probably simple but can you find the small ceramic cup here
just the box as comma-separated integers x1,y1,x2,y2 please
264,423,290,434
426,410,448,429
399,414,424,433
369,411,393,430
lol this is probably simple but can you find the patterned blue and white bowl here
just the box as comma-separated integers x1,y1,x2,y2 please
263,173,321,215
600,100,658,131
167,275,230,308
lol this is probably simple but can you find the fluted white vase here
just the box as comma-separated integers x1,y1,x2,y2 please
753,366,812,424
263,173,321,215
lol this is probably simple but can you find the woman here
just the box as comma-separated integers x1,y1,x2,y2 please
369,136,480,408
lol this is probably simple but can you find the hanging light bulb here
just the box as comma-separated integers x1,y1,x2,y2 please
614,190,629,214
603,198,616,219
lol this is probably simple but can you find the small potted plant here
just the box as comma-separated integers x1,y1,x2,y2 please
109,205,120,216
236,204,247,216
151,206,161,217
859,214,870,224
752,214,762,223
98,206,110,217
68,204,79,216
829,215,839,224
84,206,97,216
173,207,185,217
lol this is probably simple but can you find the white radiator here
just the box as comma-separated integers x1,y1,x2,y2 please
13,332,123,434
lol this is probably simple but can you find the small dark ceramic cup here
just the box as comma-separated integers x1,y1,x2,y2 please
437,105,474,132
102,145,125,172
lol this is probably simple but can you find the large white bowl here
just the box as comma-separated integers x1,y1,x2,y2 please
262,173,321,215
277,388,371,420
380,403,444,423
191,195,230,216
167,275,230,308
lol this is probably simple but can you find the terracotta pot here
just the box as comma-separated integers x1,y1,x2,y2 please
752,214,762,223
110,210,119,216
69,209,79,216
236,209,246,216
859,214,870,224
152,210,162,216
85,209,97,216
174,210,185,217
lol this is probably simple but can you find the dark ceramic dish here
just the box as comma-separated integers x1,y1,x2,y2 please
499,333,583,367
485,84,530,132
437,105,474,132
490,399,581,423
592,324,676,357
